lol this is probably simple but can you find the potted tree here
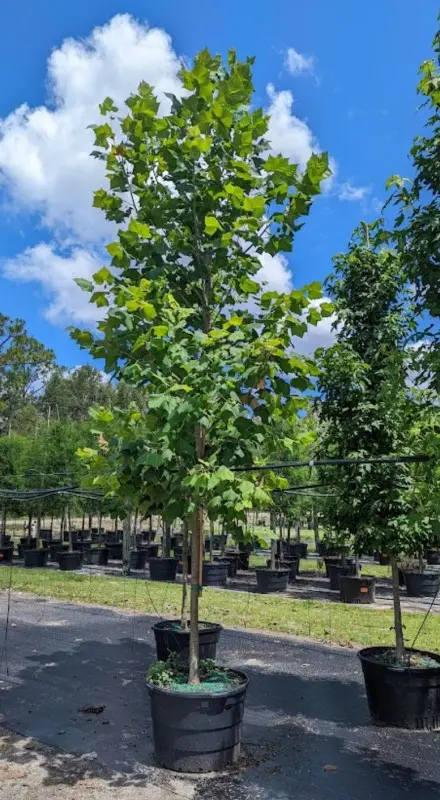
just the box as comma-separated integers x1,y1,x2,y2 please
318,221,438,727
73,47,330,769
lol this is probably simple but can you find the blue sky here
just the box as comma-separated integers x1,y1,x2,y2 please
0,0,438,366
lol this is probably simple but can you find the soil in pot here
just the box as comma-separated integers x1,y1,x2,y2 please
359,646,440,729
82,547,109,566
58,551,82,571
427,550,440,566
147,666,248,772
339,575,375,604
255,568,289,594
0,546,13,564
149,557,179,582
24,549,47,568
130,550,148,570
328,563,357,591
153,620,222,662
202,561,228,587
404,571,440,597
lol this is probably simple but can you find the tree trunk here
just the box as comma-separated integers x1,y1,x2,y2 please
313,509,320,551
88,513,93,533
180,521,189,630
295,522,301,543
114,517,118,534
27,509,32,544
391,557,405,662
122,515,131,575
189,423,205,685
50,513,54,535
287,521,291,546
36,507,41,549
209,519,214,562
355,553,360,578
270,538,277,571
67,508,73,553
81,512,85,532
220,521,226,555
0,508,6,548
163,522,171,558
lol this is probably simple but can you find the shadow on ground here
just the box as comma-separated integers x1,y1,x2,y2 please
0,597,439,799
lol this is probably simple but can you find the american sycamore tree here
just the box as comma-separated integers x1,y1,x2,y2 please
317,222,429,661
72,49,331,683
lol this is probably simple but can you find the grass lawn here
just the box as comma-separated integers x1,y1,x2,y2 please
1,565,439,654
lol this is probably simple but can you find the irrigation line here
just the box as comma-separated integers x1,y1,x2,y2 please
233,454,430,472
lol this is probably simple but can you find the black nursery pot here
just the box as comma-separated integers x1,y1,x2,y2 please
82,547,109,566
0,546,13,564
427,550,440,566
404,571,440,598
237,552,249,571
49,543,69,562
328,563,356,591
339,575,375,604
24,549,47,568
214,555,238,578
176,554,192,575
107,543,123,560
266,558,299,581
202,561,228,587
153,620,222,661
58,551,82,571
147,670,248,772
130,550,148,570
255,568,289,594
149,557,179,582
359,646,440,729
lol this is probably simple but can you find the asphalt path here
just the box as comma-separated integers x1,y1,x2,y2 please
0,592,439,799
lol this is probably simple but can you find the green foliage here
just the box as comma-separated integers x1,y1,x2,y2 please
386,17,440,386
317,223,427,557
0,313,56,435
72,48,330,535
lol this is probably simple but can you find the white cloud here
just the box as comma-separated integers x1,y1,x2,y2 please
293,298,338,357
0,15,182,244
0,14,360,327
337,181,371,202
266,83,320,172
257,252,292,293
3,243,104,325
284,48,315,77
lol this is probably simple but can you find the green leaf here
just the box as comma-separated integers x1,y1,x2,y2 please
128,219,152,239
153,325,168,338
240,276,260,294
204,215,222,236
99,96,118,115
93,267,113,285
90,292,109,308
75,278,94,293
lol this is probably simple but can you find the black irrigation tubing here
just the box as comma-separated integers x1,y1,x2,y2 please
272,482,333,493
232,454,430,472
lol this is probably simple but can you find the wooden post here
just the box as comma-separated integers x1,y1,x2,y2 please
391,557,405,662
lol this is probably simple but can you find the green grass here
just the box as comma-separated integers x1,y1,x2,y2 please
1,565,440,654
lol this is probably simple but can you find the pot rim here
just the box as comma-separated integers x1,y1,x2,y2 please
358,645,440,674
146,667,248,698
152,619,223,634
255,567,290,576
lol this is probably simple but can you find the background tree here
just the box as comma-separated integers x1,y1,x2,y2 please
0,314,56,434
317,222,427,661
388,16,440,385
72,48,331,683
